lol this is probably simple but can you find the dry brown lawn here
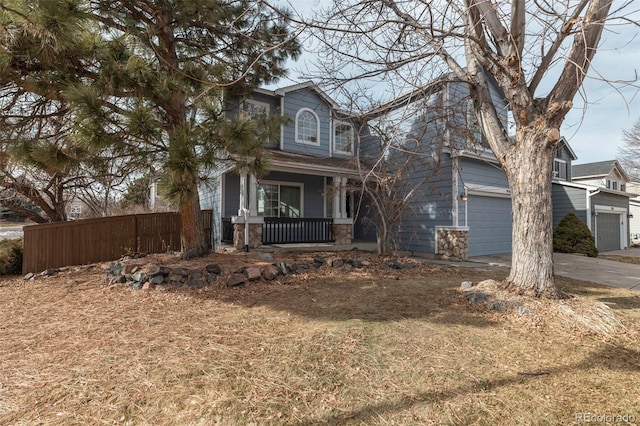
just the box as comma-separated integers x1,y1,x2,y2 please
1,250,639,425
599,254,640,265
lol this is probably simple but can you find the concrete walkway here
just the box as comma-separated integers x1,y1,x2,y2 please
470,249,640,291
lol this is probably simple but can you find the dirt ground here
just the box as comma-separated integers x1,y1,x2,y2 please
1,250,639,425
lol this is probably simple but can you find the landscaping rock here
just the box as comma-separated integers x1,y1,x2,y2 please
329,258,344,268
263,265,280,281
205,263,221,275
460,281,474,289
171,267,190,277
23,272,35,281
108,262,124,276
150,275,166,285
313,257,325,268
142,282,154,290
40,268,59,277
187,273,206,287
466,291,488,304
147,265,171,277
276,262,288,275
131,271,148,284
258,253,274,261
226,273,246,287
244,267,262,281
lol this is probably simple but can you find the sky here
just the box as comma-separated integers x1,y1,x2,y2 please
274,0,640,165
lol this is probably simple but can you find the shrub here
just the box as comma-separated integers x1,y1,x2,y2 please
0,238,23,275
553,213,598,257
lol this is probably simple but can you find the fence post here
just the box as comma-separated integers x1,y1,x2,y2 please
134,215,139,253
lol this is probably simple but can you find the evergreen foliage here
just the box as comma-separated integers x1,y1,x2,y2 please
553,213,598,257
1,0,300,257
0,238,23,275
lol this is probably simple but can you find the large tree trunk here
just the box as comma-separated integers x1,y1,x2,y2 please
179,180,208,260
502,132,559,298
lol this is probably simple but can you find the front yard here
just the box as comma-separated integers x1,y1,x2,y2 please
1,250,638,425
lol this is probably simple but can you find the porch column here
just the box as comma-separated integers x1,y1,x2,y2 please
248,174,258,217
333,177,342,219
238,172,248,216
339,177,348,219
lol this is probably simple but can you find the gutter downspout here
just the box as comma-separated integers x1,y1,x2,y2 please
586,188,600,231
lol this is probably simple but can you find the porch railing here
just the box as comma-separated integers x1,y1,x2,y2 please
263,217,334,244
222,217,234,243
221,217,334,245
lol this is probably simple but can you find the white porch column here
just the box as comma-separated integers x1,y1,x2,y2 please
238,173,248,215
248,174,258,217
333,177,341,219
339,177,348,219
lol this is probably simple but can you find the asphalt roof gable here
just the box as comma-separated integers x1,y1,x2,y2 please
571,160,631,181
572,160,619,178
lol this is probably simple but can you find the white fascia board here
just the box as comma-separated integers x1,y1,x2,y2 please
269,159,357,178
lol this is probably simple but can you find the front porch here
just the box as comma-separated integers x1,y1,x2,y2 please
222,216,353,247
222,169,354,250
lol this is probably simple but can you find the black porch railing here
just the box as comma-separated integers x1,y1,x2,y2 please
263,217,334,244
222,217,234,243
221,217,334,244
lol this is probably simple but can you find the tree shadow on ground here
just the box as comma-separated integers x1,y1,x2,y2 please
292,344,640,425
598,296,640,310
192,267,502,326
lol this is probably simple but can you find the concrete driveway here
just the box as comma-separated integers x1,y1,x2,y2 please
470,248,640,291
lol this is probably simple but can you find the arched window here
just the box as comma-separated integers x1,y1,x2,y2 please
295,108,320,145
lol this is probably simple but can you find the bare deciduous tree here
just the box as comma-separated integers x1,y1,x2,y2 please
293,0,636,297
353,86,447,254
618,117,640,180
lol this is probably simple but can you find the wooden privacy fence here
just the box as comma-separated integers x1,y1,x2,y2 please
22,210,212,274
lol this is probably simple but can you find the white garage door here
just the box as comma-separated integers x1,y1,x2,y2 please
468,195,512,257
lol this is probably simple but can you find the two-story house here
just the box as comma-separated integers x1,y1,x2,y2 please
199,82,358,250
354,76,513,259
552,159,633,251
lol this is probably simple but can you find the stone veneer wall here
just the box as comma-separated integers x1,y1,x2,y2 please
436,227,469,261
333,224,353,245
233,223,263,249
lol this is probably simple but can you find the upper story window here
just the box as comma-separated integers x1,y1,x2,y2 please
295,108,320,145
553,159,567,180
606,179,626,191
242,99,278,148
242,99,270,118
334,121,353,155
466,99,483,146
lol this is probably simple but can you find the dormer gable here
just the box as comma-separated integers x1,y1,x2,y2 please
553,137,577,181
572,160,630,192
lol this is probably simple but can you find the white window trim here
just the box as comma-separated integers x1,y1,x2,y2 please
257,180,305,217
553,158,567,180
295,108,320,146
242,99,270,117
333,120,354,156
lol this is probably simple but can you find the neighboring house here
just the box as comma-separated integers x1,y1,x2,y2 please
199,82,357,249
553,159,633,252
627,182,640,246
354,76,513,258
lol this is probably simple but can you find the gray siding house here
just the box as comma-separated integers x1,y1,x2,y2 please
354,76,513,258
199,82,358,249
552,159,633,252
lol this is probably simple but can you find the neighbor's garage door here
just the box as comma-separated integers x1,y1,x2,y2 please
467,195,512,257
596,212,621,252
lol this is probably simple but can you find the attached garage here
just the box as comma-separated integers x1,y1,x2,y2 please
467,194,512,257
